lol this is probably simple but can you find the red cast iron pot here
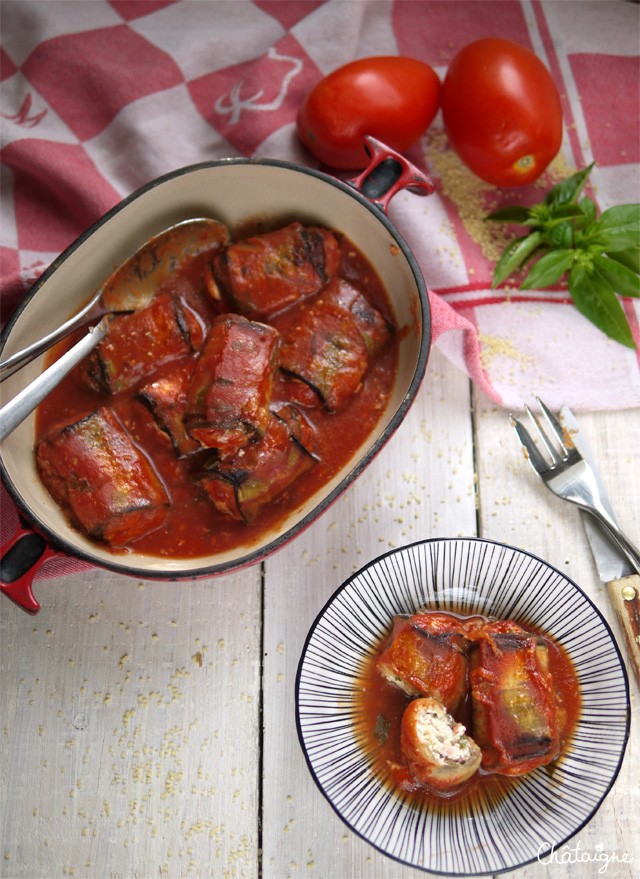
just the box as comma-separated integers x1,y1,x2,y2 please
0,137,433,613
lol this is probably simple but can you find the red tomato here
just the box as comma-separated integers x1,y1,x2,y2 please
296,56,440,170
441,38,562,187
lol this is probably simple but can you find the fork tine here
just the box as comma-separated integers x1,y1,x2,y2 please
509,414,549,475
535,396,569,455
525,403,563,465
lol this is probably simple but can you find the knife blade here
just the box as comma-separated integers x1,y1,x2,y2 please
559,404,640,690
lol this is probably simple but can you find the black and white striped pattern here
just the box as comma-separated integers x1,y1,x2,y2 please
295,538,630,876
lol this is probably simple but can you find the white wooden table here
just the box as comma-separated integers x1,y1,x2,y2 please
1,346,638,879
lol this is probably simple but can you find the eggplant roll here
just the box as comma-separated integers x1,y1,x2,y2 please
469,620,561,775
213,222,341,319
400,697,482,793
376,613,472,716
279,279,391,412
199,405,316,522
36,408,170,547
319,278,392,355
185,313,279,453
137,361,201,457
82,292,206,395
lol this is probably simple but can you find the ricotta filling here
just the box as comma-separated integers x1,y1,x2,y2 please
416,707,472,765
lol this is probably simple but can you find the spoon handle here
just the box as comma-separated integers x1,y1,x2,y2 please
0,295,104,382
0,317,111,442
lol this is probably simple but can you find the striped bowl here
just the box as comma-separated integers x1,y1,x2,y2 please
295,537,630,876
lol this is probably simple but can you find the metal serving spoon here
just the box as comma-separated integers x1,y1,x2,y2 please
0,217,229,441
0,217,229,382
0,317,113,442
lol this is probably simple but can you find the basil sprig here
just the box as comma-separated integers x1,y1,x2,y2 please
487,164,639,348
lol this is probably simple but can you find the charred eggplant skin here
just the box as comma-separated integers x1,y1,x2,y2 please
199,405,317,522
137,361,201,457
184,313,280,453
469,620,561,775
35,407,170,546
279,279,391,413
82,292,205,395
213,222,341,319
376,612,473,716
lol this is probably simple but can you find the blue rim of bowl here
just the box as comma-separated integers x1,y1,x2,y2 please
0,158,431,581
295,536,631,876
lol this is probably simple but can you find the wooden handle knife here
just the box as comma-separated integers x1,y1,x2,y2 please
607,574,640,690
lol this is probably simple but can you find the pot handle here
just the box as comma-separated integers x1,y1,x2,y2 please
1,521,59,614
347,135,435,214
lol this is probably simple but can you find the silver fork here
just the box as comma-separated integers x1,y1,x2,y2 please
509,397,640,574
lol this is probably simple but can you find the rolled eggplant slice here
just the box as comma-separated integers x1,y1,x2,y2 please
213,222,341,319
35,407,170,547
271,402,317,454
320,278,393,355
185,313,280,454
279,279,392,412
469,620,561,775
376,612,471,716
199,406,317,522
137,360,200,457
400,697,482,793
279,301,368,412
82,291,206,395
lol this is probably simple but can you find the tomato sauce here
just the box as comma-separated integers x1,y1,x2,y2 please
354,611,582,810
35,231,398,559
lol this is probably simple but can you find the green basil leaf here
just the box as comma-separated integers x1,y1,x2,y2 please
578,196,597,227
586,204,640,251
547,204,585,221
485,162,638,347
522,249,575,289
485,206,532,223
545,163,594,207
374,714,391,743
548,221,574,249
568,262,636,348
492,231,543,288
592,253,640,297
607,247,640,274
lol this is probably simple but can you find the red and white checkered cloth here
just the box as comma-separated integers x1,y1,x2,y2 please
2,0,639,412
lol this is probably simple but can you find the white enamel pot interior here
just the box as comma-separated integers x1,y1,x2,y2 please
0,157,431,583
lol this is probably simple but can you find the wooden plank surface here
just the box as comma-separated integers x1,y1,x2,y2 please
261,347,476,879
1,570,262,878
1,347,638,879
